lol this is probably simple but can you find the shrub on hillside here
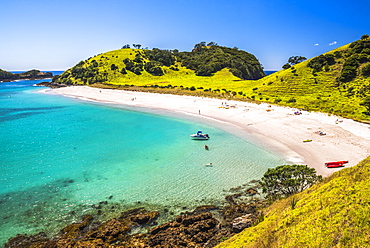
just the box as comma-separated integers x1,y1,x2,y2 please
176,44,265,79
111,64,119,71
339,56,359,82
349,38,370,55
144,48,175,67
307,54,336,72
260,164,322,199
360,96,370,115
196,65,213,76
362,63,370,77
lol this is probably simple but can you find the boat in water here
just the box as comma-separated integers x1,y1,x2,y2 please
190,131,210,140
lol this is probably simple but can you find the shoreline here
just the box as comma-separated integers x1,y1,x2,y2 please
44,86,370,177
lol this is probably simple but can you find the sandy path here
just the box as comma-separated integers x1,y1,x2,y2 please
44,86,370,177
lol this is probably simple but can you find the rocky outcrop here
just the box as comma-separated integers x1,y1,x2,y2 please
231,214,254,233
37,81,68,88
5,185,264,247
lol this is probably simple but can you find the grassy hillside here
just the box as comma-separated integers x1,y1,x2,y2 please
248,37,370,121
53,37,370,121
217,156,370,248
53,44,264,87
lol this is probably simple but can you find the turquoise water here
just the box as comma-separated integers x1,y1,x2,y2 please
0,78,285,245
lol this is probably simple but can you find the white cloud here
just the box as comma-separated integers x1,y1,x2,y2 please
314,43,319,46
329,41,337,46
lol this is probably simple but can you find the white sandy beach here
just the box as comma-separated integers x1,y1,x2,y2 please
45,86,370,177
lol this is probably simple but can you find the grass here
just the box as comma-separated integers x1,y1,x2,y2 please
62,39,370,122
216,156,370,248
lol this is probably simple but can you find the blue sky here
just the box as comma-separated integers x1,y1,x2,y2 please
0,0,369,71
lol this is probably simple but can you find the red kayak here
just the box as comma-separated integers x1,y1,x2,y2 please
325,161,348,168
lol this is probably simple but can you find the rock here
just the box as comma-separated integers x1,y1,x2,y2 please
225,193,242,205
97,218,131,237
59,214,93,239
193,205,219,213
245,187,258,196
150,222,174,235
5,183,267,247
149,211,219,247
231,214,254,232
130,211,160,225
181,212,213,226
4,232,49,248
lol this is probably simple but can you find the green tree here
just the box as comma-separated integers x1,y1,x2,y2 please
196,65,213,76
111,64,118,71
361,34,369,40
288,56,307,65
362,63,370,77
260,164,322,199
282,63,291,69
360,96,370,115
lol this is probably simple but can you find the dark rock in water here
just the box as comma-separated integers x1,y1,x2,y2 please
225,193,242,205
4,232,49,248
5,180,267,247
37,81,69,88
130,211,160,225
59,214,93,239
245,187,259,196
229,186,242,191
193,205,219,213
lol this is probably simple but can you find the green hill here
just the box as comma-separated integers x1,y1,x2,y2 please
53,37,370,121
53,43,264,89
247,36,370,121
217,156,370,248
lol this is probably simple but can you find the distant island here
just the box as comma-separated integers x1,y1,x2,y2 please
0,69,53,82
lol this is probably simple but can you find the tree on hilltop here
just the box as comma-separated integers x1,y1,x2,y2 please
207,41,218,46
193,42,206,51
282,56,307,69
288,56,307,65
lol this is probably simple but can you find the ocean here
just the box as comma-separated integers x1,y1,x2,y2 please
0,73,284,245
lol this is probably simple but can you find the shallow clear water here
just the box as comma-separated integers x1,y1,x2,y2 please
0,78,285,245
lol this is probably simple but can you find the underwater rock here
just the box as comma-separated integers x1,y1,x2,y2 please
245,187,259,196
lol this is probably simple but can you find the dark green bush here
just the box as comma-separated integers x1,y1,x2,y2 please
362,63,370,77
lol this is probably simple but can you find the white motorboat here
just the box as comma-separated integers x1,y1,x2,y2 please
190,131,210,140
